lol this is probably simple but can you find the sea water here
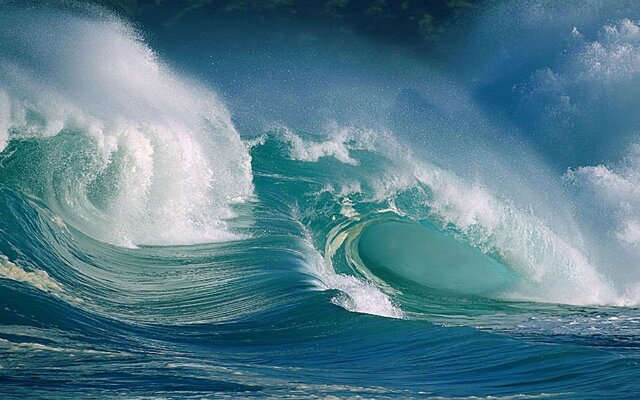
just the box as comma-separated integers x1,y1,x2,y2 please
1,1,639,398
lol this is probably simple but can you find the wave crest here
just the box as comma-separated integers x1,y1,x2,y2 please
0,6,253,247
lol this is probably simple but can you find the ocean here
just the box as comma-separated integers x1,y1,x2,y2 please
1,1,640,398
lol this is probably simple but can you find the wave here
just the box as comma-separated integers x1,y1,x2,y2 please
1,2,640,397
1,1,639,313
266,126,625,308
0,4,253,247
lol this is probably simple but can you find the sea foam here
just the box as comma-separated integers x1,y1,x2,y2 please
0,6,253,247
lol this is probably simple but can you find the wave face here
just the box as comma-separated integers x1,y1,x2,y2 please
1,1,640,398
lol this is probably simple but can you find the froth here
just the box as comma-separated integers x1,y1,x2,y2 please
281,124,376,166
568,146,640,246
410,151,617,305
279,124,622,306
298,223,403,319
0,6,253,246
0,255,63,294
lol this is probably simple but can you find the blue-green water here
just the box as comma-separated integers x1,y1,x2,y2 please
1,1,640,398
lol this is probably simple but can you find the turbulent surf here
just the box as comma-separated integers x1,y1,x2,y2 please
1,1,640,398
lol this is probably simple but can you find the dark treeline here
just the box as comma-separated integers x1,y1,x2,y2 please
98,0,478,47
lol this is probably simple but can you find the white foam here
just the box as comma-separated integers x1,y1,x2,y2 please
282,124,376,166
513,18,640,164
522,19,640,93
582,19,640,79
279,124,622,306
324,273,404,319
409,158,617,305
339,198,359,218
0,255,63,294
452,6,640,305
564,144,640,301
0,7,253,247
568,157,640,246
298,223,403,319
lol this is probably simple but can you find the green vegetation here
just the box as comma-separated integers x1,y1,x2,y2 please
97,0,478,45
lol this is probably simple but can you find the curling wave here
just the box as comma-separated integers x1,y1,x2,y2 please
1,1,640,398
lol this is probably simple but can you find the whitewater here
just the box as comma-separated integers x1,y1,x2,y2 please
1,1,640,398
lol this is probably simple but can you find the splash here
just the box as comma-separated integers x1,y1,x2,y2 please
0,255,62,294
0,5,253,247
517,18,640,163
297,212,403,319
278,125,621,306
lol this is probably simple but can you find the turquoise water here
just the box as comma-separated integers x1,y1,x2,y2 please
1,1,640,398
